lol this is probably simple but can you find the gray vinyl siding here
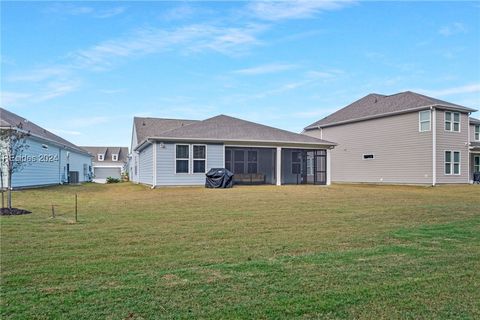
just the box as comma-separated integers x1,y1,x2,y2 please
156,142,224,186
138,144,153,185
305,111,433,184
435,110,469,184
10,137,91,188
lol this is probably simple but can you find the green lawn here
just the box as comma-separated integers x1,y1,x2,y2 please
1,183,479,319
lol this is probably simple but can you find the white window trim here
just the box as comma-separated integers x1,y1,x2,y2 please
362,154,375,160
98,154,104,161
192,144,208,174
444,111,461,133
474,155,480,173
418,110,431,132
112,154,118,161
475,125,480,141
444,150,461,175
175,144,190,174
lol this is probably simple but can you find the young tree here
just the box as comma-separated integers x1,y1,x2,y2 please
0,123,30,209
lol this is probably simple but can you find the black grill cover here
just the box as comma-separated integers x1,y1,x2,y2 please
205,168,234,188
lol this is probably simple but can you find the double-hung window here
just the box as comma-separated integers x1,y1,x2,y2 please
193,145,206,173
444,151,460,175
419,110,431,132
474,156,480,173
176,145,190,173
112,154,118,161
98,154,104,161
475,125,480,141
445,112,460,132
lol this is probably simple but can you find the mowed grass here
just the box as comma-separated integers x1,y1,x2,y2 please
1,183,479,319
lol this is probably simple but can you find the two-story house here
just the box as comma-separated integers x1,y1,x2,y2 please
470,117,480,182
81,146,129,182
303,91,478,185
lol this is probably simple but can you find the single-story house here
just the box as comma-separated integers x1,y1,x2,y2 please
81,146,129,183
129,115,336,187
0,107,92,189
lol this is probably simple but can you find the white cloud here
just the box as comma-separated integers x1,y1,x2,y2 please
8,67,69,82
233,63,297,75
48,128,82,136
34,81,81,103
1,91,32,106
420,84,480,97
94,7,126,19
439,22,467,36
248,0,355,21
45,3,126,19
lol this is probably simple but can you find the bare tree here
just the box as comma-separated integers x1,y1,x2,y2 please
0,123,30,209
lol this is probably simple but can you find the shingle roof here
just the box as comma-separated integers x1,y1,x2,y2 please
470,117,480,125
0,107,89,155
133,117,199,146
136,114,335,149
305,91,477,130
81,146,129,163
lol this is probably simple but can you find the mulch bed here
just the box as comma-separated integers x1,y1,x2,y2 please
0,208,32,216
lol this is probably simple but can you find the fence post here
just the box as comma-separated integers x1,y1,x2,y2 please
74,194,78,223
51,204,55,218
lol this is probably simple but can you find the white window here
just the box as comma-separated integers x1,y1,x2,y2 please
475,125,479,141
98,154,104,161
112,154,118,161
444,151,460,175
175,145,190,174
192,145,206,173
363,154,375,160
419,110,431,132
445,112,460,132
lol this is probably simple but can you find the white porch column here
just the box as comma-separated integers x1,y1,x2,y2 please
276,147,282,186
326,149,332,186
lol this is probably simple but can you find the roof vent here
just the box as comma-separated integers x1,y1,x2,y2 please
374,97,378,103
142,121,146,126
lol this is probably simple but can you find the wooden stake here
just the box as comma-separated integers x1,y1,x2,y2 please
51,204,55,218
74,194,78,222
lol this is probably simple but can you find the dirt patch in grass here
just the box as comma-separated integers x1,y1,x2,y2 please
0,207,31,216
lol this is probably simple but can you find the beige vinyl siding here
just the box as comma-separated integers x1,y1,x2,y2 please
305,111,433,184
435,110,469,183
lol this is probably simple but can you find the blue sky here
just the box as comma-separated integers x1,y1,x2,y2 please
1,1,479,147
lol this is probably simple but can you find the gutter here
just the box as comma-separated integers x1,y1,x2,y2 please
134,137,337,152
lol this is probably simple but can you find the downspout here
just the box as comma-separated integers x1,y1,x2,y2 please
467,112,471,183
432,107,436,186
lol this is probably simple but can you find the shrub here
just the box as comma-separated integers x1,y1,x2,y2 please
106,177,121,184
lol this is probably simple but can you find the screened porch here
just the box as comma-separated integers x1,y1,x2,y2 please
224,147,328,185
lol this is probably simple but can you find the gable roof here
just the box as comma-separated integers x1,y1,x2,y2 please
81,146,129,163
133,117,199,146
0,107,89,155
304,91,477,130
135,114,335,150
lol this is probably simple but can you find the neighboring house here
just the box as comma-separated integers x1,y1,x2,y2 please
129,115,336,187
303,91,478,185
0,108,92,189
81,146,129,183
470,117,480,182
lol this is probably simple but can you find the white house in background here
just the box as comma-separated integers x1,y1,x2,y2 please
81,146,128,183
0,107,92,189
303,91,478,185
129,115,336,187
